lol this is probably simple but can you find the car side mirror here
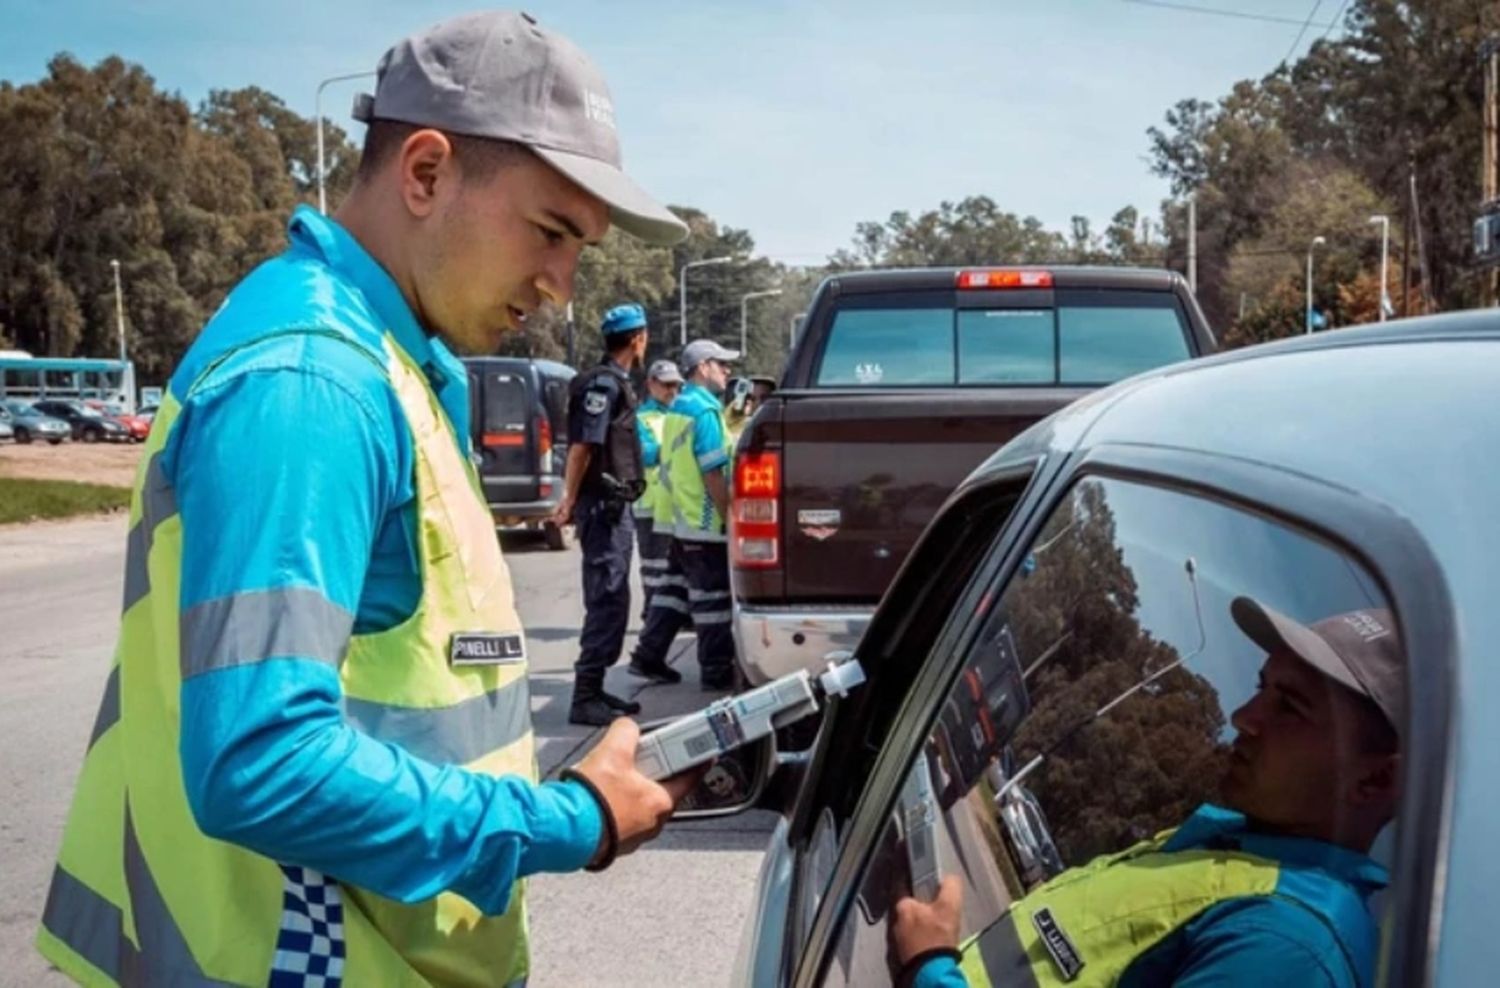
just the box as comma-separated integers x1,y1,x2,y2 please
638,716,776,820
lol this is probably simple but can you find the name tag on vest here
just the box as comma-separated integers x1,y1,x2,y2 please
1032,907,1084,981
450,632,527,666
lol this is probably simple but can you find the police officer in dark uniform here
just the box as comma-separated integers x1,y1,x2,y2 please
552,303,651,726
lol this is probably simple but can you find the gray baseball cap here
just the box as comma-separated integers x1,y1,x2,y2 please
1231,596,1405,732
647,359,683,384
680,339,740,372
352,10,688,246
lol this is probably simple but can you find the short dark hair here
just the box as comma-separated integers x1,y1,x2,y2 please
356,120,532,183
605,328,645,355
1355,694,1399,755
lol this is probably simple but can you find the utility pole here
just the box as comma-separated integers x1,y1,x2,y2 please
565,302,576,367
315,71,377,215
1187,197,1197,295
1482,36,1499,306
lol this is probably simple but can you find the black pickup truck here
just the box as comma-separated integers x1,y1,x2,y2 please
728,266,1216,684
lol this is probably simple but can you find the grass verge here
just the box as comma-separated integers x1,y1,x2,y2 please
0,476,131,525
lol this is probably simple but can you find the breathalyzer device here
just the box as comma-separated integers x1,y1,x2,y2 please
634,659,867,781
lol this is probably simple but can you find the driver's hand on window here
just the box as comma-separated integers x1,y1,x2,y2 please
891,875,964,966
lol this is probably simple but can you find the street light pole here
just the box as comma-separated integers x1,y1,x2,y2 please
1187,196,1197,295
1369,215,1391,321
316,71,377,214
110,259,126,364
678,256,734,347
1305,235,1326,334
739,289,783,356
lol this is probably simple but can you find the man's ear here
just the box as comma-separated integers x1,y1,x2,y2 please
398,129,457,218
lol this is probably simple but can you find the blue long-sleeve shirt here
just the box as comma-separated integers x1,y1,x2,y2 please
166,205,601,915
914,804,1386,988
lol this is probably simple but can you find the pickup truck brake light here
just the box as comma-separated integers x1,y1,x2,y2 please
732,450,781,569
956,269,1054,289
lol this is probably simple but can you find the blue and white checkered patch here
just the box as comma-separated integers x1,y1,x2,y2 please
267,865,346,988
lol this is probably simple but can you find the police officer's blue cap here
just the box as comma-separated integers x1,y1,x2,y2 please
601,303,648,336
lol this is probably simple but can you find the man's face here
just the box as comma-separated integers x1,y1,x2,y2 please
1221,649,1395,840
647,378,680,404
408,141,609,355
699,358,732,394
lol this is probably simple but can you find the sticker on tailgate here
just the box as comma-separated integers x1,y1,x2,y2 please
798,509,842,541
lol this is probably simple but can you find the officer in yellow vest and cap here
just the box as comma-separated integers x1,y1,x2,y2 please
891,599,1403,988
36,11,700,987
626,359,692,684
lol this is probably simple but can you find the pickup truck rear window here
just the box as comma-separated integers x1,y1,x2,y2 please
815,292,1192,387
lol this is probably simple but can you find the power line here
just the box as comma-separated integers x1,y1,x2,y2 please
1283,0,1325,64
1119,0,1335,29
1318,0,1352,43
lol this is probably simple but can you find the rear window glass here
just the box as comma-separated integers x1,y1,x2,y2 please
958,310,1053,384
1060,304,1192,384
814,292,1192,387
483,373,529,428
816,308,953,386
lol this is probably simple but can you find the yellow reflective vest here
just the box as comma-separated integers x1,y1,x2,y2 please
653,385,733,542
956,823,1375,987
36,332,536,987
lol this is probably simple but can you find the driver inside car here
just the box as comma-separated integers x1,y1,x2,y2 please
890,597,1404,988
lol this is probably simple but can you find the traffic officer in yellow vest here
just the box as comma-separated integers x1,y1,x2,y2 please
625,359,692,684
36,12,700,987
890,599,1404,988
654,339,741,691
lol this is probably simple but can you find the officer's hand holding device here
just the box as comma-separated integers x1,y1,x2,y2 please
563,719,707,869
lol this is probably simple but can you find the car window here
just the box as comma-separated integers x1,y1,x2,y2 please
1058,298,1191,384
957,310,1054,384
815,307,954,387
823,476,1399,987
482,373,529,431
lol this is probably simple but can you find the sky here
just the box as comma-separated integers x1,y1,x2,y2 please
0,0,1348,265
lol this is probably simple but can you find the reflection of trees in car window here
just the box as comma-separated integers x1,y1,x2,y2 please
1003,479,1226,865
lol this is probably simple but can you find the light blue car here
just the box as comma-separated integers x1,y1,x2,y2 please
1,399,71,445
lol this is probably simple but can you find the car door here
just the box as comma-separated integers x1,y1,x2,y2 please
788,447,1454,988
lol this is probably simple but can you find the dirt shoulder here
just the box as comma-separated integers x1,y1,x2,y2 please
0,442,142,488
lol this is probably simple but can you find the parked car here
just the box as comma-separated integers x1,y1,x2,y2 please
30,398,130,443
135,403,160,426
1,399,71,445
85,400,152,442
730,266,1216,686
677,312,1486,987
0,408,12,442
461,357,574,549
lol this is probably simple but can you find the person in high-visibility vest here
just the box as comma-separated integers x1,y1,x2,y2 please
654,338,741,691
890,599,1403,988
35,12,700,987
627,359,692,684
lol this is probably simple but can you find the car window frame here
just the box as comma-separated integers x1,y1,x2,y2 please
791,443,1457,988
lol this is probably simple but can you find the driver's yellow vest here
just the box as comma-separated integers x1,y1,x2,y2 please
36,331,536,987
956,829,1367,987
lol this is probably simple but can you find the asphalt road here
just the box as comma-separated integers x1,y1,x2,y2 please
0,515,774,987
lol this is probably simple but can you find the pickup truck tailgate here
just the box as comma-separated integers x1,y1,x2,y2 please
779,388,1086,602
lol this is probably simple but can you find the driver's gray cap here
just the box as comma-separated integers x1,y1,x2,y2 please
352,10,687,246
1231,596,1405,733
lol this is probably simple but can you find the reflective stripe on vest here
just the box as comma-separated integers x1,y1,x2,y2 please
657,400,732,542
956,831,1369,988
37,329,536,988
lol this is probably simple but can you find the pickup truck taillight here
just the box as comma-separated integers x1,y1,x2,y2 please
732,451,781,569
